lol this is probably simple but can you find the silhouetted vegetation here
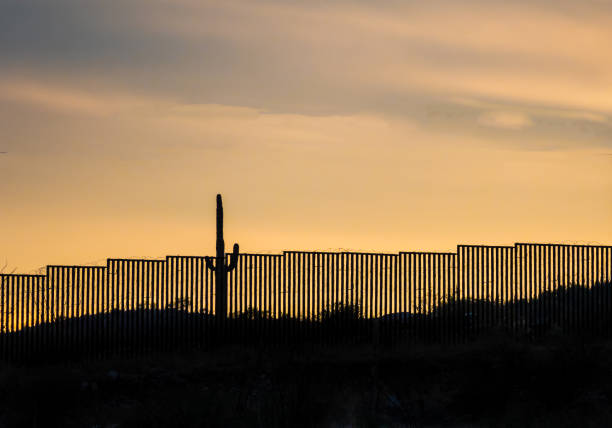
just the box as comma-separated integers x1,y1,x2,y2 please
2,281,612,363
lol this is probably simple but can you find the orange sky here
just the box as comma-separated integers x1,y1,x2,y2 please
1,0,611,273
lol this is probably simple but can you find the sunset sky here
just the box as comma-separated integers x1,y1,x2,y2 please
1,0,611,273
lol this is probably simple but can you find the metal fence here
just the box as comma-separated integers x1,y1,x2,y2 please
1,243,611,361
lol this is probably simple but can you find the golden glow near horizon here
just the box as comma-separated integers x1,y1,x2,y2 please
1,0,611,273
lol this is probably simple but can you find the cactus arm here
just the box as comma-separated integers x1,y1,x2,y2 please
227,243,240,271
204,256,216,271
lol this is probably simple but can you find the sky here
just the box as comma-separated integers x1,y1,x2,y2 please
1,0,611,273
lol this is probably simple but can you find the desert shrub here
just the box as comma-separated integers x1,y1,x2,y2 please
318,302,362,323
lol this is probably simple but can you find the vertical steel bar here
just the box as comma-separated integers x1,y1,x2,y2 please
132,261,137,356
559,246,564,333
545,245,550,337
282,253,287,343
406,254,412,344
527,245,532,339
432,254,438,342
358,253,364,345
569,246,574,334
517,246,523,338
68,267,74,356
536,245,541,339
468,247,473,341
89,268,94,359
104,263,109,358
25,277,30,359
92,267,99,359
562,246,568,333
581,246,586,332
603,247,608,337
573,246,578,333
142,262,148,352
24,276,29,359
257,255,262,339
413,254,418,341
109,261,114,357
299,253,304,326
264,256,271,341
449,253,454,344
603,247,607,337
400,254,406,346
155,260,161,352
608,248,612,338
597,247,602,336
8,276,13,360
16,276,21,360
17,276,22,360
0,276,5,360
130,261,135,356
6,276,11,361
82,268,87,357
416,253,420,345
32,276,38,357
367,254,372,322
584,246,589,334
485,248,490,332
442,253,447,343
81,269,86,359
376,254,382,321
445,253,450,343
473,247,478,338
505,248,510,336
551,245,556,333
315,253,321,344
556,245,561,333
200,257,205,348
289,253,294,343
59,268,65,357
179,257,184,349
309,253,314,343
425,254,430,343
116,261,122,357
494,248,499,329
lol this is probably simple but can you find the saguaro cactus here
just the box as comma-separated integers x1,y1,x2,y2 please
205,194,239,320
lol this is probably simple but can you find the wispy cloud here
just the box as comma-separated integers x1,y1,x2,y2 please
0,79,164,116
478,111,533,130
3,0,612,115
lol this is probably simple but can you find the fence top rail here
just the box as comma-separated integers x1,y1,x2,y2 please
0,274,46,278
7,242,612,275
47,265,107,269
343,252,398,256
400,251,457,255
238,253,284,257
284,251,399,256
284,250,340,255
514,242,612,248
166,255,206,260
457,245,515,249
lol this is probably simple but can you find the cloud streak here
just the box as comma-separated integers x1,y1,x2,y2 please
478,111,533,130
3,0,612,114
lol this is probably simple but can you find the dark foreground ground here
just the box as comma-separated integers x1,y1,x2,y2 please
2,336,612,428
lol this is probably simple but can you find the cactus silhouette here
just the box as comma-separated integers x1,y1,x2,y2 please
205,194,239,320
